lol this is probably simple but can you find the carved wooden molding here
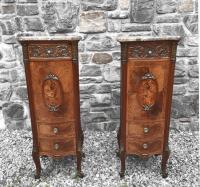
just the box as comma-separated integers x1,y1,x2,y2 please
129,43,170,58
28,44,71,59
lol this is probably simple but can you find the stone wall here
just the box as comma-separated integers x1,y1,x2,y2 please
0,0,198,131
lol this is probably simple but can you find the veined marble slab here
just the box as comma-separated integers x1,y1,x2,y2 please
117,35,181,42
17,35,82,41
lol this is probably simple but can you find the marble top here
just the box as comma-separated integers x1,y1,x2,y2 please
17,35,82,41
117,35,181,42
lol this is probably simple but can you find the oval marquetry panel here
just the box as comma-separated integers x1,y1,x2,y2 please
42,73,63,112
137,72,158,111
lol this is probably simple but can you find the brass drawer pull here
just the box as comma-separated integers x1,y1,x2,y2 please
143,143,148,149
54,143,59,150
53,127,59,134
144,127,149,133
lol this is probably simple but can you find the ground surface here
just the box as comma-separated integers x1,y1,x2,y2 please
0,129,199,187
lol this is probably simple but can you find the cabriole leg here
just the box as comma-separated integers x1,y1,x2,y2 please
120,151,126,178
32,150,41,179
161,146,170,178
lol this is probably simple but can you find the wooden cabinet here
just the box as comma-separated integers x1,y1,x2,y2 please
117,36,180,178
18,36,84,179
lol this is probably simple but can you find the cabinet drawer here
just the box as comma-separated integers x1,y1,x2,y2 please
39,138,76,157
38,122,75,138
127,121,164,139
126,138,163,156
28,43,72,60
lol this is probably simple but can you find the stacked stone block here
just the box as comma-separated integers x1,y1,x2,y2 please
0,0,198,131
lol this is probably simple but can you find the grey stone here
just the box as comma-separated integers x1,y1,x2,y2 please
174,77,189,85
108,10,129,19
195,0,198,12
172,98,196,119
82,112,108,123
0,43,16,61
80,77,103,84
0,69,10,83
0,83,12,101
119,0,130,10
107,20,121,32
112,52,120,61
188,58,198,65
130,0,155,23
189,79,199,92
92,53,113,64
175,65,186,77
90,94,111,107
183,95,199,115
18,0,37,2
3,0,16,2
0,21,16,35
15,17,23,32
79,53,92,64
183,15,198,34
2,5,15,14
6,119,26,130
1,35,17,44
86,36,119,51
184,36,198,47
80,65,101,77
103,65,120,82
188,65,199,78
79,11,106,33
112,90,120,105
80,85,96,94
17,5,39,16
173,85,187,95
42,1,78,33
2,102,25,120
177,48,198,57
157,0,177,14
81,0,117,11
0,61,17,69
104,121,119,131
96,84,111,94
12,86,28,100
24,17,44,31
122,24,151,32
156,15,180,23
178,0,194,12
110,107,120,119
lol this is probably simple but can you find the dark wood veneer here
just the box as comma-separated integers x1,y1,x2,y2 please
19,39,84,179
118,39,180,178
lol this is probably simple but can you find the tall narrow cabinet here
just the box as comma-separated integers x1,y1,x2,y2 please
117,36,180,178
18,36,84,178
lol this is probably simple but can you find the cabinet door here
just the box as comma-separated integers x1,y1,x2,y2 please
126,60,170,121
29,60,76,122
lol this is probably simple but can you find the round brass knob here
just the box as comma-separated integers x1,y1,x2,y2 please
143,143,148,149
53,127,58,134
144,127,149,133
54,143,59,150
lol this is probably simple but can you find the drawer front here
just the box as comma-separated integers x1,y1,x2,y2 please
30,60,76,122
127,41,171,59
126,138,163,156
126,60,169,121
39,138,76,156
28,43,72,60
127,121,164,139
38,122,75,138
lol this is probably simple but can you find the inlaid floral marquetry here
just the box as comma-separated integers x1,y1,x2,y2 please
42,73,63,112
28,44,72,59
137,72,158,111
128,43,170,59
